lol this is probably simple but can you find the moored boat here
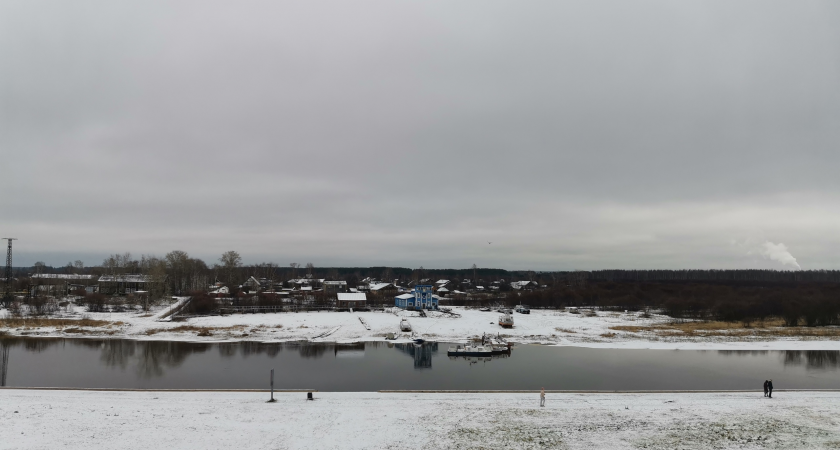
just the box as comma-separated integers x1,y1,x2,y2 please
447,344,493,356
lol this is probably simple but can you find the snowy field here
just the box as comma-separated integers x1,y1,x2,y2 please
2,389,840,449
3,305,840,350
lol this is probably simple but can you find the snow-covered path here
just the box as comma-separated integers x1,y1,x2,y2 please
2,389,839,449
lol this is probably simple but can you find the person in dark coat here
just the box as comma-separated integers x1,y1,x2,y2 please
763,380,769,397
768,379,774,398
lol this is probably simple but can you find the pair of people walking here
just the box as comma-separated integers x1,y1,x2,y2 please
763,379,774,398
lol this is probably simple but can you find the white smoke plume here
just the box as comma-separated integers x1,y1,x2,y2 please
732,231,802,270
758,241,801,270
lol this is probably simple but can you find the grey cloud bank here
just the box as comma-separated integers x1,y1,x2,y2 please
1,1,839,269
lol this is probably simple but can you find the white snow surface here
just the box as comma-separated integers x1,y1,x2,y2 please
3,305,840,350
2,389,840,449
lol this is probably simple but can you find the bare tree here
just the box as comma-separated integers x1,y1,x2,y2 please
140,255,168,310
165,250,190,295
102,252,136,276
220,251,242,287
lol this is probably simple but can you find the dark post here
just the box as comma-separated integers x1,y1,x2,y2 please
267,369,276,403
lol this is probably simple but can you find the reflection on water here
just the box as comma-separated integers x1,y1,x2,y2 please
0,340,9,387
392,342,437,369
782,350,840,369
717,349,840,370
2,337,840,389
334,343,366,359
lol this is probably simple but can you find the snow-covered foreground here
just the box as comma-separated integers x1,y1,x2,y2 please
4,305,840,350
3,389,840,449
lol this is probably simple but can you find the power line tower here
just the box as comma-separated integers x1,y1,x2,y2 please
3,238,16,308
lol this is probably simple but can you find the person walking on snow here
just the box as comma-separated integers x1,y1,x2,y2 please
540,387,546,407
768,380,774,398
763,380,769,397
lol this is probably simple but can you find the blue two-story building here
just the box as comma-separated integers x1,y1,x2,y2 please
395,285,439,311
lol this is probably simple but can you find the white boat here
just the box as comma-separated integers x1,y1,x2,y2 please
488,338,512,353
499,312,514,328
399,318,412,332
447,344,493,356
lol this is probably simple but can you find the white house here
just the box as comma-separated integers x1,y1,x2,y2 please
337,292,367,308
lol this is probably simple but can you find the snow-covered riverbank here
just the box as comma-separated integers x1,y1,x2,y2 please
3,305,840,350
3,389,840,449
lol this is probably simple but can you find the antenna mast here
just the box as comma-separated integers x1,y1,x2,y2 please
2,238,17,307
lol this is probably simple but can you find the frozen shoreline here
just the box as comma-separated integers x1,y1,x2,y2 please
3,389,840,449
3,305,840,350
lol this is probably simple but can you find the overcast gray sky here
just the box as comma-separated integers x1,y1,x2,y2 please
2,1,839,270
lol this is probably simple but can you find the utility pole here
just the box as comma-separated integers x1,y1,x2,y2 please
3,238,17,308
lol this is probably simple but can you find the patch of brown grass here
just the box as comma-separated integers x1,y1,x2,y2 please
600,332,617,338
610,325,651,333
144,325,245,335
555,328,577,333
611,318,840,339
0,318,118,328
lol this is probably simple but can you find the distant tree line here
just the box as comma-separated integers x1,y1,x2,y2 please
507,280,840,327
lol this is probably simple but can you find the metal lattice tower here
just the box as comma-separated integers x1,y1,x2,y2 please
2,238,16,307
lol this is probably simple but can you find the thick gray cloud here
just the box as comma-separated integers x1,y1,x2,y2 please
2,1,839,270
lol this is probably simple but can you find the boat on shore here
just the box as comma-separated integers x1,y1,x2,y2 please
498,312,514,328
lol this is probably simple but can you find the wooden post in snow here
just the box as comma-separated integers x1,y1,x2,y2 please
268,369,276,403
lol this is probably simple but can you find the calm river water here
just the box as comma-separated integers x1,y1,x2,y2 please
1,338,839,391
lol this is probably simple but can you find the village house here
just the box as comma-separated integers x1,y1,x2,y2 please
337,292,367,308
323,280,348,294
241,276,261,293
98,274,150,295
208,286,230,298
394,285,439,311
30,273,98,296
287,278,324,289
369,282,397,295
511,280,538,290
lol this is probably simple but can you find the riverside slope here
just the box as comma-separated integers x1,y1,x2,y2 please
3,305,840,350
2,389,840,449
